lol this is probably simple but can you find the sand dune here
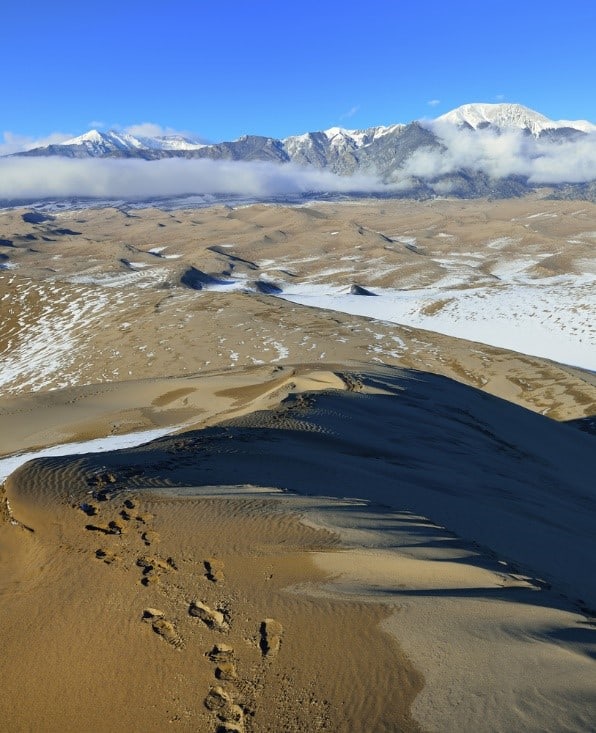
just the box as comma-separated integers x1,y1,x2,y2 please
1,198,595,419
1,197,595,731
2,364,595,731
9,365,593,608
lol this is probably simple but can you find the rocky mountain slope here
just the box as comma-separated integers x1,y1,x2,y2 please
8,104,596,199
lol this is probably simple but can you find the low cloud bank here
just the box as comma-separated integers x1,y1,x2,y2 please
406,122,596,187
0,157,388,201
0,124,595,202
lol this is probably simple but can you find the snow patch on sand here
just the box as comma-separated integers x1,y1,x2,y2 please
278,275,596,370
0,426,181,484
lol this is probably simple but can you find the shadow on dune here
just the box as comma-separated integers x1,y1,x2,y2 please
9,366,596,611
565,415,596,436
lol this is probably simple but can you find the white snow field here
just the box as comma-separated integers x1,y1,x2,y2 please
277,274,596,371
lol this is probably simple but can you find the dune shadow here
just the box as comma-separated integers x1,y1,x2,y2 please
11,365,596,616
565,414,596,436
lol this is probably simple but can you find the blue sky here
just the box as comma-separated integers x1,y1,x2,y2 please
3,1,595,146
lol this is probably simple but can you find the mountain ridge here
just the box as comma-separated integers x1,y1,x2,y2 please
6,103,596,201
16,103,596,162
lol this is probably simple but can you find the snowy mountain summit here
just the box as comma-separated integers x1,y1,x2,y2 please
436,103,596,136
57,129,205,157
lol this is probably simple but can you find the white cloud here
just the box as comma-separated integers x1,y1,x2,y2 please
0,131,72,156
119,122,207,144
427,99,441,107
393,122,596,186
340,106,360,120
0,157,389,201
123,122,181,138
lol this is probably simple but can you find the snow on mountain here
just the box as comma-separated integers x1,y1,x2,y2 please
61,130,141,153
436,103,596,135
283,123,406,155
62,130,109,146
133,134,206,151
60,129,205,155
16,104,596,164
8,104,596,198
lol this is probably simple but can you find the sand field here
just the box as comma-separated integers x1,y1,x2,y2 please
1,198,595,731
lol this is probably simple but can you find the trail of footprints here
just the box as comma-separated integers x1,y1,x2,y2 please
77,474,283,732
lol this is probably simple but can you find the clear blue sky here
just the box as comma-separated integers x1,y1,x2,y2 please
3,1,595,143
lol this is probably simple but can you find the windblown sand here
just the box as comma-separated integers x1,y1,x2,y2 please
1,198,595,732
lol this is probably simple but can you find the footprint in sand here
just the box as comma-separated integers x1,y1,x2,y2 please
204,687,245,731
137,555,176,586
95,548,120,564
91,489,110,502
189,601,228,632
142,609,184,649
79,502,99,517
260,618,283,657
217,704,245,733
204,685,232,711
204,558,225,583
136,512,154,525
208,643,234,663
85,519,125,536
152,619,184,648
140,570,160,587
205,646,244,728
215,662,238,681
141,529,159,546
216,723,244,733
108,519,126,535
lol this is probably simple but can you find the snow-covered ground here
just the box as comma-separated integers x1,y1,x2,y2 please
277,274,596,371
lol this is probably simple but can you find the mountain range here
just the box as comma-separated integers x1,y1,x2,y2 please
8,104,596,200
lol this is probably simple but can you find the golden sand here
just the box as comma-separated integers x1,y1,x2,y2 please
1,199,595,731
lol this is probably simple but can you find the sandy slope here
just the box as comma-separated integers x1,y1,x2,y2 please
2,364,595,732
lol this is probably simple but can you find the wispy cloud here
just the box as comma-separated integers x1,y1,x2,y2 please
0,131,72,156
93,121,206,142
495,94,506,101
340,105,360,120
427,99,441,107
122,122,189,138
118,122,207,144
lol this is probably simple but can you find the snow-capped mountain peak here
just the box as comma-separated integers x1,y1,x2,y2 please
60,129,205,155
60,129,143,154
62,129,111,146
436,103,596,135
